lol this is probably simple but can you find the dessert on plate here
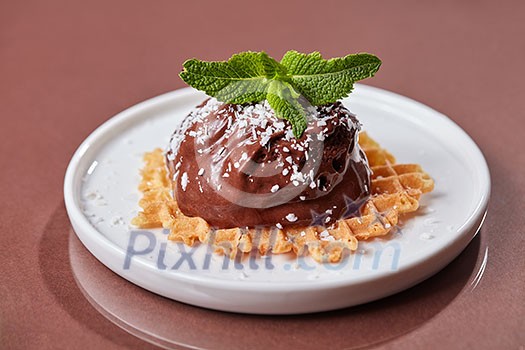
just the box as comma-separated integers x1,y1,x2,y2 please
132,51,434,263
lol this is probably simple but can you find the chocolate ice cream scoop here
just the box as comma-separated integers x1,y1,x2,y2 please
166,98,370,228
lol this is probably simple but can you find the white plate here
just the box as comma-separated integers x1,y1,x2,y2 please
64,85,490,314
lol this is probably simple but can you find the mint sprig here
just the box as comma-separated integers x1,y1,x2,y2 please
179,52,283,104
267,80,307,138
280,51,381,106
179,50,381,137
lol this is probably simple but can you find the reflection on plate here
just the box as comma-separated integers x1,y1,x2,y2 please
68,231,486,350
64,85,490,314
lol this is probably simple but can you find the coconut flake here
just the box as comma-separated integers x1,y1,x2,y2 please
181,172,189,191
285,213,298,222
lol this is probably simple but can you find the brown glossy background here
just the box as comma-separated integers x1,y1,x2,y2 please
1,0,524,349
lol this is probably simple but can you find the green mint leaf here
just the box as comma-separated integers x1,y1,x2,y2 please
280,50,382,105
266,80,307,138
179,51,282,104
178,50,381,138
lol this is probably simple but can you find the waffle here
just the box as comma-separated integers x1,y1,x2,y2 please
131,133,434,263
